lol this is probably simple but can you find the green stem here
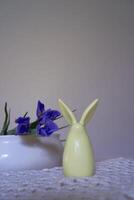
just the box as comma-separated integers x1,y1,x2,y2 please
55,109,77,120
58,124,70,130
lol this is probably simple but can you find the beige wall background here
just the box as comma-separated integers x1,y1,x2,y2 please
0,0,134,160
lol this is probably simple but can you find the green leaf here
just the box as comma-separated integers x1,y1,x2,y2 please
4,109,11,134
30,120,38,129
23,112,28,117
29,128,37,135
6,128,16,135
0,102,10,135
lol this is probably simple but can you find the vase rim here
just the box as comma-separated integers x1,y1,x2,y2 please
0,133,60,139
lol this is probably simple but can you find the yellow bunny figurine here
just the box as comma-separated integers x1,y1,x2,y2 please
58,99,99,177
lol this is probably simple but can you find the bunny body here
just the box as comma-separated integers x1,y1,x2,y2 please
63,123,94,177
58,99,99,177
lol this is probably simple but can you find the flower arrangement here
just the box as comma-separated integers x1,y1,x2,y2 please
0,100,71,136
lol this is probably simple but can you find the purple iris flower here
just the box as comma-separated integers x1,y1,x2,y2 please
15,116,30,135
39,109,61,124
37,120,59,136
36,101,61,121
36,101,61,136
36,100,45,118
15,101,61,136
43,109,61,121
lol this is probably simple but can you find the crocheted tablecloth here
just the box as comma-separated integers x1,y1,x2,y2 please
0,158,134,200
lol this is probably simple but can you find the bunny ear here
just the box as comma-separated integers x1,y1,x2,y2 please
80,99,99,126
58,99,77,125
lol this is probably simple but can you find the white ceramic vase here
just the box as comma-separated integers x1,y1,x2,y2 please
0,134,63,171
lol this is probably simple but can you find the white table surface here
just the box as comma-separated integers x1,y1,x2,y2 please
0,157,134,200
